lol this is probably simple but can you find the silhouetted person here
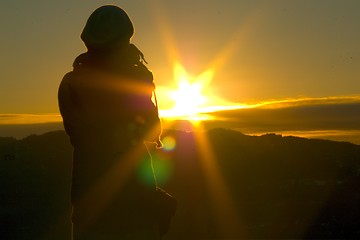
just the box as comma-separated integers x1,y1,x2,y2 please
58,5,176,239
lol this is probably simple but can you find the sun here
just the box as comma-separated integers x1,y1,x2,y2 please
159,63,214,120
157,62,250,121
170,80,206,116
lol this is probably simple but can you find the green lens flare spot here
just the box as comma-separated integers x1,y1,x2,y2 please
162,136,176,151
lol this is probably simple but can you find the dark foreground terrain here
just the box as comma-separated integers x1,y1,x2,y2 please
1,129,360,239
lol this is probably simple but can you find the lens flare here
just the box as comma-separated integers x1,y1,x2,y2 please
162,136,176,151
152,153,173,186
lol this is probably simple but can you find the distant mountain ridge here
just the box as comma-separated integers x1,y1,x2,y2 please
1,129,359,239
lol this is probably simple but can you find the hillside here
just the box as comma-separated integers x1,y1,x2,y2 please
1,129,359,239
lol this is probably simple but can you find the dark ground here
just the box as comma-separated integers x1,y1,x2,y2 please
1,129,360,239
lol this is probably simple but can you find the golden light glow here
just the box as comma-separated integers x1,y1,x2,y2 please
0,114,62,125
193,121,244,236
159,62,214,120
157,62,256,122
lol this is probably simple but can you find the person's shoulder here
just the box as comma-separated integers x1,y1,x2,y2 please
60,71,75,87
133,62,154,83
59,71,73,97
59,68,82,96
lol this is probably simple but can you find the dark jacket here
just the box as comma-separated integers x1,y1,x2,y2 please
58,48,161,202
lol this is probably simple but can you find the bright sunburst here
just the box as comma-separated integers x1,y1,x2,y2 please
160,62,214,120
158,62,249,121
170,80,205,115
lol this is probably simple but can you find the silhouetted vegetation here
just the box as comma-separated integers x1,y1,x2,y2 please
1,129,360,239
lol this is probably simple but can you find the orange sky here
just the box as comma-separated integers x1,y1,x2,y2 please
0,0,360,145
0,0,359,115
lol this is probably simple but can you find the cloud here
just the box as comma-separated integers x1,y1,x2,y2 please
254,95,360,109
204,96,360,133
0,114,62,125
1,96,360,144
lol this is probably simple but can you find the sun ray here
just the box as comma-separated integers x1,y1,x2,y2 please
159,62,215,120
144,0,180,64
193,122,245,237
208,2,269,72
142,3,271,237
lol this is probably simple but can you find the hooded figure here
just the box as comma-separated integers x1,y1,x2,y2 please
58,5,175,240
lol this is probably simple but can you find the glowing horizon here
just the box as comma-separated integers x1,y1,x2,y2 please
1,95,360,125
156,62,254,121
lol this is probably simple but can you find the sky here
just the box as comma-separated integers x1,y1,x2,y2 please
0,0,359,142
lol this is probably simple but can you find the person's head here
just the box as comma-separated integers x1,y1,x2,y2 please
81,5,134,52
